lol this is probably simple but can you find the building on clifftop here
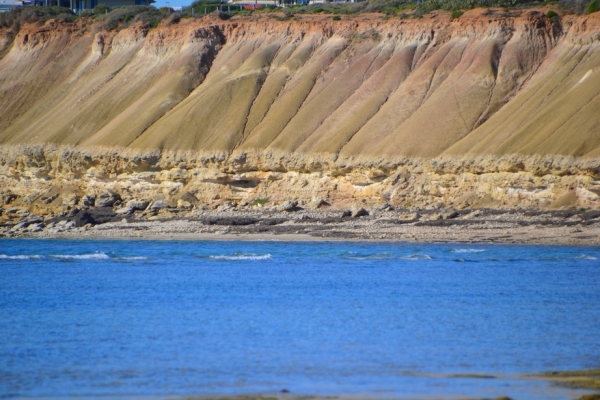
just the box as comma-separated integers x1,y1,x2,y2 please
1,0,153,12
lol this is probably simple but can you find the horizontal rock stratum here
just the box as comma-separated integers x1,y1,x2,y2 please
0,10,599,217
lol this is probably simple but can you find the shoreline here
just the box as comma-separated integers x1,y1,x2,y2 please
6,231,600,246
3,207,600,246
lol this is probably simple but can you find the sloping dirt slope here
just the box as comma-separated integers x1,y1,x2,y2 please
0,11,599,157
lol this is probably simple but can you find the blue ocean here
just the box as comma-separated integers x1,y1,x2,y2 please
1,239,599,399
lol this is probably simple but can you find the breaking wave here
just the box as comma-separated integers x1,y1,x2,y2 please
51,252,110,260
452,249,488,253
401,254,433,260
118,256,148,261
209,254,272,261
0,254,44,260
575,255,598,260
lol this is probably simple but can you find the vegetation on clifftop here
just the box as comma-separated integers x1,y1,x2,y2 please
0,0,598,36
180,0,600,17
0,6,75,30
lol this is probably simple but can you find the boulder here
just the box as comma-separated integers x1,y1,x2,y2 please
375,202,393,211
115,207,133,215
150,200,168,210
80,195,96,207
27,223,44,233
218,201,235,211
127,200,149,211
276,200,298,212
352,208,369,218
96,191,120,207
309,197,329,209
71,207,118,227
9,221,29,233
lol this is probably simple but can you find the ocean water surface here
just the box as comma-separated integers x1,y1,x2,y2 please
1,239,599,399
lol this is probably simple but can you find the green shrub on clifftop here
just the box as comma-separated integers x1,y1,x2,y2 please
0,6,74,29
95,5,168,31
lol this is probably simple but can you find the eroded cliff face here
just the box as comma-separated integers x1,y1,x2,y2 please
0,11,599,216
1,145,599,219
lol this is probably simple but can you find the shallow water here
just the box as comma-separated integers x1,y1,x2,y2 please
1,239,599,399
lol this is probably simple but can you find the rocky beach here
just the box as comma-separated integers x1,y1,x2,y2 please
3,199,600,245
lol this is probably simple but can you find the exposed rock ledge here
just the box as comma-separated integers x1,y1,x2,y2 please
1,145,599,223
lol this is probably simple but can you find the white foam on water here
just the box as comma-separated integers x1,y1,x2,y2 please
452,249,488,253
0,254,44,260
118,256,148,260
51,252,110,260
575,255,598,260
209,254,272,261
401,254,433,260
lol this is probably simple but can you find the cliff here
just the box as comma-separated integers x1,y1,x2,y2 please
0,10,599,217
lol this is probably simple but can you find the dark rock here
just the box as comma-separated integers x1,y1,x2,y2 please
10,221,29,232
42,193,59,204
352,207,369,218
201,217,259,226
96,191,120,207
25,216,44,224
81,195,96,207
259,218,288,226
71,207,118,227
3,193,17,205
376,202,393,211
580,210,600,221
127,199,150,211
442,211,459,219
28,223,44,233
320,217,345,224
